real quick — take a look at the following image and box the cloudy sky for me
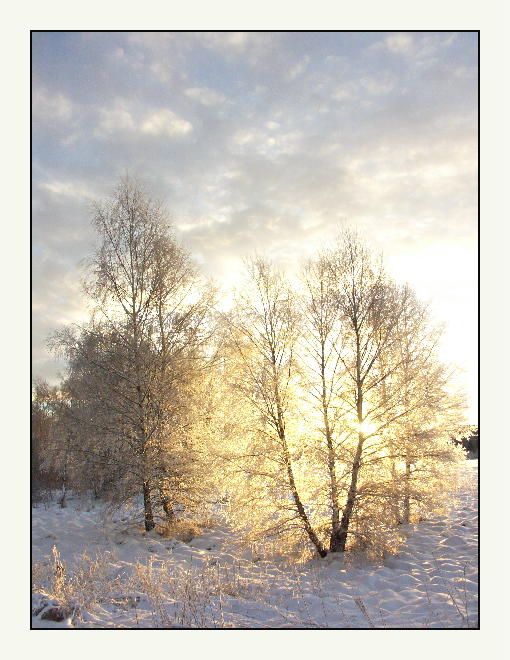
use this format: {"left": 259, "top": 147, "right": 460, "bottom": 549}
{"left": 32, "top": 31, "right": 478, "bottom": 419}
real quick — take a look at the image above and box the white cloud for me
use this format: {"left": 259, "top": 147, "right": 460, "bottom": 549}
{"left": 31, "top": 31, "right": 478, "bottom": 416}
{"left": 288, "top": 55, "right": 310, "bottom": 80}
{"left": 38, "top": 180, "right": 96, "bottom": 199}
{"left": 375, "top": 32, "right": 460, "bottom": 65}
{"left": 225, "top": 32, "right": 250, "bottom": 48}
{"left": 198, "top": 32, "right": 251, "bottom": 51}
{"left": 385, "top": 33, "right": 414, "bottom": 55}
{"left": 96, "top": 103, "right": 193, "bottom": 139}
{"left": 32, "top": 87, "right": 73, "bottom": 121}
{"left": 360, "top": 76, "right": 396, "bottom": 96}
{"left": 232, "top": 128, "right": 301, "bottom": 157}
{"left": 194, "top": 32, "right": 278, "bottom": 67}
{"left": 141, "top": 109, "right": 193, "bottom": 137}
{"left": 150, "top": 60, "right": 175, "bottom": 83}
{"left": 332, "top": 87, "right": 356, "bottom": 102}
{"left": 233, "top": 130, "right": 258, "bottom": 146}
{"left": 185, "top": 87, "right": 226, "bottom": 106}
{"left": 97, "top": 106, "right": 135, "bottom": 134}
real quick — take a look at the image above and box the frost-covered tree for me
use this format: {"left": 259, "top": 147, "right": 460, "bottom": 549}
{"left": 372, "top": 290, "right": 465, "bottom": 527}
{"left": 320, "top": 232, "right": 414, "bottom": 552}
{"left": 300, "top": 232, "right": 465, "bottom": 553}
{"left": 54, "top": 177, "right": 215, "bottom": 530}
{"left": 48, "top": 200, "right": 465, "bottom": 557}
{"left": 299, "top": 253, "right": 346, "bottom": 552}
{"left": 223, "top": 235, "right": 466, "bottom": 559}
{"left": 223, "top": 258, "right": 328, "bottom": 557}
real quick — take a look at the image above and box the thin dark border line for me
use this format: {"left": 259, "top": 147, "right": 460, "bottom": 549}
{"left": 30, "top": 27, "right": 34, "bottom": 633}
{"left": 477, "top": 28, "right": 480, "bottom": 632}
{"left": 30, "top": 28, "right": 480, "bottom": 631}
{"left": 30, "top": 29, "right": 479, "bottom": 36}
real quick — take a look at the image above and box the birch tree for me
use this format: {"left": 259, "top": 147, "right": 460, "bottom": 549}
{"left": 302, "top": 232, "right": 465, "bottom": 553}
{"left": 299, "top": 254, "right": 346, "bottom": 552}
{"left": 375, "top": 292, "right": 465, "bottom": 526}
{"left": 223, "top": 239, "right": 465, "bottom": 558}
{"left": 225, "top": 258, "right": 328, "bottom": 557}
{"left": 55, "top": 176, "right": 214, "bottom": 530}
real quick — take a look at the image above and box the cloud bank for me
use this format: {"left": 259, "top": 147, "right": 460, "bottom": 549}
{"left": 32, "top": 31, "right": 478, "bottom": 417}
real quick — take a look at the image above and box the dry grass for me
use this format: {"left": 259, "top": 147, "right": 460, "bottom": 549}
{"left": 156, "top": 515, "right": 215, "bottom": 543}
{"left": 33, "top": 545, "right": 260, "bottom": 628}
{"left": 32, "top": 546, "right": 124, "bottom": 623}
{"left": 32, "top": 537, "right": 478, "bottom": 628}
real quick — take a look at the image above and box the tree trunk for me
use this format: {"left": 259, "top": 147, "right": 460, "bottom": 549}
{"left": 143, "top": 480, "right": 155, "bottom": 531}
{"left": 326, "top": 426, "right": 341, "bottom": 552}
{"left": 59, "top": 433, "right": 71, "bottom": 508}
{"left": 282, "top": 443, "right": 327, "bottom": 557}
{"left": 319, "top": 340, "right": 341, "bottom": 552}
{"left": 59, "top": 482, "right": 67, "bottom": 509}
{"left": 391, "top": 458, "right": 402, "bottom": 525}
{"left": 160, "top": 489, "right": 175, "bottom": 522}
{"left": 273, "top": 364, "right": 327, "bottom": 558}
{"left": 402, "top": 459, "right": 411, "bottom": 524}
{"left": 329, "top": 433, "right": 364, "bottom": 552}
{"left": 330, "top": 347, "right": 364, "bottom": 553}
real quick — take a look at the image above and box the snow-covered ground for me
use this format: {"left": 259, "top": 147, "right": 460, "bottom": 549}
{"left": 31, "top": 460, "right": 478, "bottom": 628}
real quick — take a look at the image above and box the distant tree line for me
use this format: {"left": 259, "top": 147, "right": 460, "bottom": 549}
{"left": 452, "top": 426, "right": 479, "bottom": 459}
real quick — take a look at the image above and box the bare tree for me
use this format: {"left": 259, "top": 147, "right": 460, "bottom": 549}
{"left": 317, "top": 232, "right": 401, "bottom": 551}
{"left": 48, "top": 200, "right": 465, "bottom": 557}
{"left": 221, "top": 239, "right": 465, "bottom": 559}
{"left": 225, "top": 258, "right": 328, "bottom": 557}
{"left": 376, "top": 292, "right": 465, "bottom": 525}
{"left": 300, "top": 254, "right": 346, "bottom": 551}
{"left": 54, "top": 176, "right": 214, "bottom": 530}
{"left": 321, "top": 231, "right": 464, "bottom": 552}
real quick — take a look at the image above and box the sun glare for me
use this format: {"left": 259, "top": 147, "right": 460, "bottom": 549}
{"left": 355, "top": 420, "right": 377, "bottom": 436}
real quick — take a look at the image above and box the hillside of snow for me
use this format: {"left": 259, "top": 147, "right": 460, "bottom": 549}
{"left": 31, "top": 460, "right": 478, "bottom": 628}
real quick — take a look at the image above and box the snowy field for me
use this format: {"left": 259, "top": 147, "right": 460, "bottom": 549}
{"left": 31, "top": 460, "right": 478, "bottom": 629}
